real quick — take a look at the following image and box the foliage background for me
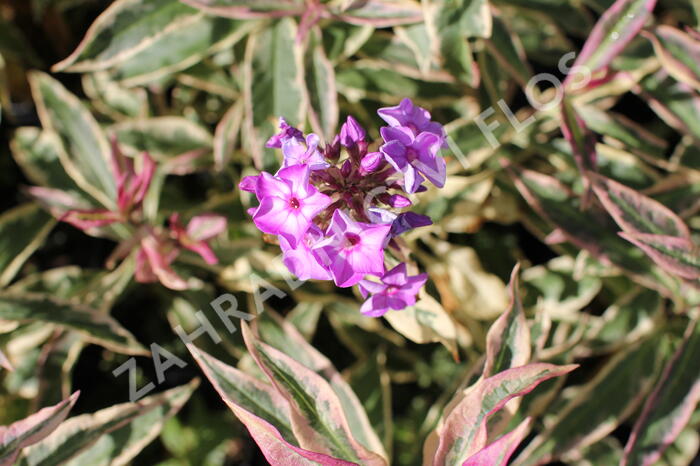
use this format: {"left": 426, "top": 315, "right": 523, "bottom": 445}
{"left": 1, "top": 0, "right": 700, "bottom": 464}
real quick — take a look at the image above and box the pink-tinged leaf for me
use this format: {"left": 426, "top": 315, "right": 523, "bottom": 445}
{"left": 187, "top": 346, "right": 356, "bottom": 465}
{"left": 0, "top": 391, "right": 79, "bottom": 466}
{"left": 241, "top": 323, "right": 387, "bottom": 465}
{"left": 619, "top": 232, "right": 700, "bottom": 280}
{"left": 26, "top": 186, "right": 91, "bottom": 214}
{"left": 0, "top": 348, "right": 12, "bottom": 372}
{"left": 462, "top": 418, "right": 532, "bottom": 466}
{"left": 623, "top": 320, "right": 700, "bottom": 466}
{"left": 59, "top": 209, "right": 123, "bottom": 231}
{"left": 591, "top": 173, "right": 691, "bottom": 239}
{"left": 116, "top": 151, "right": 156, "bottom": 214}
{"left": 565, "top": 0, "right": 657, "bottom": 87}
{"left": 561, "top": 99, "right": 597, "bottom": 207}
{"left": 185, "top": 345, "right": 296, "bottom": 441}
{"left": 646, "top": 25, "right": 700, "bottom": 91}
{"left": 186, "top": 214, "right": 227, "bottom": 241}
{"left": 138, "top": 235, "right": 188, "bottom": 290}
{"left": 162, "top": 148, "right": 210, "bottom": 175}
{"left": 482, "top": 264, "right": 531, "bottom": 377}
{"left": 328, "top": 0, "right": 424, "bottom": 27}
{"left": 432, "top": 363, "right": 578, "bottom": 465}
{"left": 257, "top": 311, "right": 387, "bottom": 458}
{"left": 178, "top": 0, "right": 303, "bottom": 19}
{"left": 233, "top": 407, "right": 359, "bottom": 466}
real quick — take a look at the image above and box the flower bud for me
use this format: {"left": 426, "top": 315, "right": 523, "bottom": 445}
{"left": 339, "top": 115, "right": 366, "bottom": 148}
{"left": 360, "top": 151, "right": 384, "bottom": 173}
{"left": 340, "top": 159, "right": 352, "bottom": 177}
{"left": 387, "top": 194, "right": 412, "bottom": 208}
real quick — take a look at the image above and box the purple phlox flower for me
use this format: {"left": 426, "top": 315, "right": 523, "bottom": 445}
{"left": 281, "top": 133, "right": 330, "bottom": 171}
{"left": 252, "top": 164, "right": 331, "bottom": 248}
{"left": 339, "top": 116, "right": 366, "bottom": 148}
{"left": 391, "top": 212, "right": 433, "bottom": 237}
{"left": 317, "top": 210, "right": 390, "bottom": 288}
{"left": 266, "top": 117, "right": 304, "bottom": 148}
{"left": 380, "top": 126, "right": 446, "bottom": 193}
{"left": 359, "top": 263, "right": 428, "bottom": 317}
{"left": 378, "top": 98, "right": 445, "bottom": 138}
{"left": 279, "top": 224, "right": 332, "bottom": 281}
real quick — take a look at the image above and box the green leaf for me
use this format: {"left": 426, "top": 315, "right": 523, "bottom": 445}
{"left": 329, "top": 0, "right": 424, "bottom": 27}
{"left": 0, "top": 204, "right": 55, "bottom": 288}
{"left": 0, "top": 392, "right": 79, "bottom": 466}
{"left": 306, "top": 29, "right": 339, "bottom": 141}
{"left": 483, "top": 264, "right": 531, "bottom": 377}
{"left": 82, "top": 72, "right": 148, "bottom": 119}
{"left": 517, "top": 334, "right": 669, "bottom": 464}
{"left": 0, "top": 293, "right": 147, "bottom": 356}
{"left": 109, "top": 117, "right": 213, "bottom": 162}
{"left": 241, "top": 322, "right": 387, "bottom": 464}
{"left": 10, "top": 128, "right": 87, "bottom": 197}
{"left": 213, "top": 99, "right": 244, "bottom": 170}
{"left": 28, "top": 72, "right": 115, "bottom": 208}
{"left": 623, "top": 320, "right": 700, "bottom": 466}
{"left": 109, "top": 15, "right": 256, "bottom": 87}
{"left": 179, "top": 0, "right": 304, "bottom": 19}
{"left": 52, "top": 0, "right": 201, "bottom": 72}
{"left": 18, "top": 381, "right": 197, "bottom": 466}
{"left": 243, "top": 17, "right": 306, "bottom": 169}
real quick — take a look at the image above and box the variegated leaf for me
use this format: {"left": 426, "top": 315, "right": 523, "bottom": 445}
{"left": 517, "top": 334, "right": 669, "bottom": 464}
{"left": 591, "top": 173, "right": 691, "bottom": 239}
{"left": 256, "top": 311, "right": 387, "bottom": 458}
{"left": 566, "top": 0, "right": 657, "bottom": 86}
{"left": 619, "top": 233, "right": 700, "bottom": 280}
{"left": 432, "top": 363, "right": 578, "bottom": 465}
{"left": 646, "top": 25, "right": 700, "bottom": 91}
{"left": 28, "top": 72, "right": 115, "bottom": 208}
{"left": 0, "top": 392, "right": 79, "bottom": 466}
{"left": 462, "top": 418, "right": 532, "bottom": 466}
{"left": 241, "top": 322, "right": 387, "bottom": 465}
{"left": 18, "top": 381, "right": 197, "bottom": 466}
{"left": 0, "top": 293, "right": 147, "bottom": 356}
{"left": 482, "top": 264, "right": 531, "bottom": 377}
{"left": 623, "top": 320, "right": 700, "bottom": 466}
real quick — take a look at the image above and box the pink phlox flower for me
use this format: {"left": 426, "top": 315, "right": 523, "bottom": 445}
{"left": 281, "top": 133, "right": 330, "bottom": 171}
{"left": 317, "top": 210, "right": 390, "bottom": 287}
{"left": 252, "top": 164, "right": 332, "bottom": 248}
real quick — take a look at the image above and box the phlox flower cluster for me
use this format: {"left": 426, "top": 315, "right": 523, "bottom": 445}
{"left": 240, "top": 98, "right": 446, "bottom": 317}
